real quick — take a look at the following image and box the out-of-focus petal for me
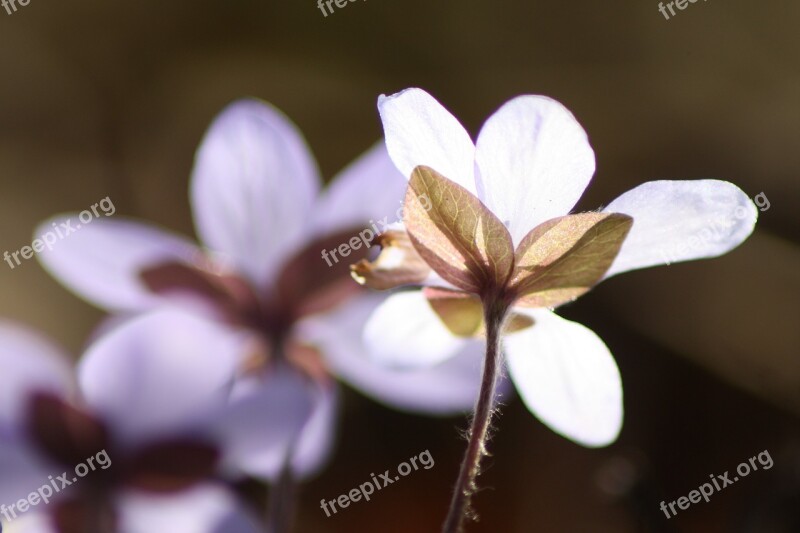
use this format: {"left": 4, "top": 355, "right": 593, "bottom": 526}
{"left": 290, "top": 381, "right": 338, "bottom": 480}
{"left": 362, "top": 291, "right": 468, "bottom": 369}
{"left": 190, "top": 99, "right": 321, "bottom": 290}
{"left": 0, "top": 321, "right": 73, "bottom": 427}
{"left": 311, "top": 142, "right": 408, "bottom": 237}
{"left": 215, "top": 369, "right": 315, "bottom": 482}
{"left": 602, "top": 180, "right": 758, "bottom": 278}
{"left": 0, "top": 435, "right": 54, "bottom": 507}
{"left": 78, "top": 309, "right": 245, "bottom": 446}
{"left": 35, "top": 217, "right": 198, "bottom": 312}
{"left": 475, "top": 96, "right": 596, "bottom": 244}
{"left": 4, "top": 511, "right": 58, "bottom": 533}
{"left": 298, "top": 295, "right": 510, "bottom": 414}
{"left": 117, "top": 484, "right": 261, "bottom": 533}
{"left": 504, "top": 309, "right": 623, "bottom": 447}
{"left": 378, "top": 88, "right": 477, "bottom": 194}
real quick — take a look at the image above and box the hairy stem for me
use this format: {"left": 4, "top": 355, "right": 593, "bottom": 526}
{"left": 442, "top": 298, "right": 509, "bottom": 533}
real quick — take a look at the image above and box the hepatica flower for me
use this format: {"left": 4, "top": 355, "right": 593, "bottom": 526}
{"left": 354, "top": 88, "right": 757, "bottom": 530}
{"left": 35, "top": 99, "right": 493, "bottom": 483}
{"left": 0, "top": 316, "right": 295, "bottom": 532}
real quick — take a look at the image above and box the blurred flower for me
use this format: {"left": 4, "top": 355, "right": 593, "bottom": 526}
{"left": 35, "top": 99, "right": 496, "bottom": 481}
{"left": 0, "top": 316, "right": 291, "bottom": 532}
{"left": 355, "top": 88, "right": 758, "bottom": 447}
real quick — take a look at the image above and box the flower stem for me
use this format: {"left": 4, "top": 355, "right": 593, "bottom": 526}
{"left": 267, "top": 456, "right": 297, "bottom": 533}
{"left": 442, "top": 298, "right": 509, "bottom": 533}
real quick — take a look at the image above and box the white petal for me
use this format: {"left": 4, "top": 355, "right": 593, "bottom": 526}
{"left": 35, "top": 217, "right": 198, "bottom": 312}
{"left": 78, "top": 309, "right": 245, "bottom": 446}
{"left": 378, "top": 88, "right": 477, "bottom": 193}
{"left": 0, "top": 321, "right": 73, "bottom": 427}
{"left": 191, "top": 99, "right": 321, "bottom": 289}
{"left": 362, "top": 291, "right": 468, "bottom": 369}
{"left": 298, "top": 295, "right": 504, "bottom": 414}
{"left": 602, "top": 180, "right": 758, "bottom": 278}
{"left": 118, "top": 484, "right": 261, "bottom": 533}
{"left": 310, "top": 142, "right": 409, "bottom": 237}
{"left": 505, "top": 309, "right": 622, "bottom": 447}
{"left": 475, "top": 96, "right": 596, "bottom": 244}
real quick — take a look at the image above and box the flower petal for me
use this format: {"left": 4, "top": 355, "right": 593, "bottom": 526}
{"left": 310, "top": 141, "right": 409, "bottom": 237}
{"left": 190, "top": 99, "right": 321, "bottom": 289}
{"left": 215, "top": 369, "right": 315, "bottom": 482}
{"left": 475, "top": 96, "right": 596, "bottom": 244}
{"left": 0, "top": 321, "right": 73, "bottom": 427}
{"left": 35, "top": 218, "right": 199, "bottom": 312}
{"left": 602, "top": 180, "right": 758, "bottom": 278}
{"left": 290, "top": 380, "right": 338, "bottom": 480}
{"left": 378, "top": 88, "right": 477, "bottom": 193}
{"left": 4, "top": 512, "right": 57, "bottom": 533}
{"left": 0, "top": 435, "right": 54, "bottom": 507}
{"left": 504, "top": 309, "right": 622, "bottom": 447}
{"left": 362, "top": 291, "right": 469, "bottom": 369}
{"left": 78, "top": 309, "right": 245, "bottom": 446}
{"left": 117, "top": 484, "right": 262, "bottom": 533}
{"left": 298, "top": 295, "right": 500, "bottom": 414}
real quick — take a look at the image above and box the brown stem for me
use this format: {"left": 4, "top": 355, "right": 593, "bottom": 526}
{"left": 267, "top": 448, "right": 297, "bottom": 533}
{"left": 442, "top": 297, "right": 509, "bottom": 533}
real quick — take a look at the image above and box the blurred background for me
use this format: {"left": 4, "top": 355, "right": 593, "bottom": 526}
{"left": 1, "top": 0, "right": 798, "bottom": 531}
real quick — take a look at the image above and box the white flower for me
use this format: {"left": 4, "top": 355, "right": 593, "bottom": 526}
{"left": 359, "top": 88, "right": 758, "bottom": 447}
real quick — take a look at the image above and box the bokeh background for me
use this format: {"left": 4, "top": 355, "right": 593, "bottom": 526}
{"left": 1, "top": 1, "right": 798, "bottom": 531}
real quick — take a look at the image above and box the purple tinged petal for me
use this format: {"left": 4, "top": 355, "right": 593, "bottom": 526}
{"left": 78, "top": 309, "right": 246, "bottom": 447}
{"left": 117, "top": 484, "right": 262, "bottom": 533}
{"left": 190, "top": 99, "right": 321, "bottom": 290}
{"left": 310, "top": 141, "right": 409, "bottom": 238}
{"left": 0, "top": 434, "right": 56, "bottom": 506}
{"left": 35, "top": 217, "right": 199, "bottom": 312}
{"left": 0, "top": 321, "right": 74, "bottom": 427}
{"left": 215, "top": 369, "right": 316, "bottom": 482}
{"left": 290, "top": 380, "right": 338, "bottom": 480}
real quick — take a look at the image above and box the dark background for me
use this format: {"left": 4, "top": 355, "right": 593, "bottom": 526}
{"left": 1, "top": 1, "right": 798, "bottom": 531}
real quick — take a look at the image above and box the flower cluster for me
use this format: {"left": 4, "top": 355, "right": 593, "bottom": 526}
{"left": 2, "top": 90, "right": 757, "bottom": 533}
